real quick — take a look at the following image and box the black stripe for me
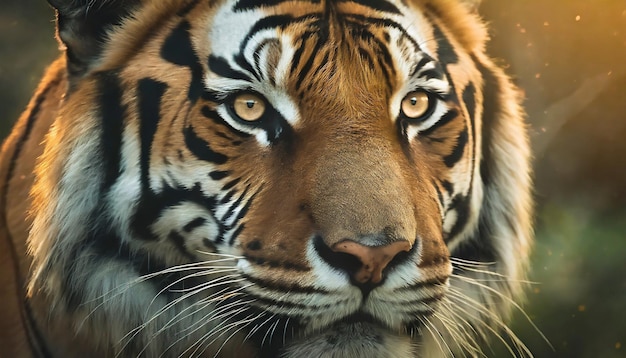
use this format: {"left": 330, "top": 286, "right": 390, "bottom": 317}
{"left": 337, "top": 0, "right": 401, "bottom": 14}
{"left": 445, "top": 194, "right": 471, "bottom": 242}
{"left": 201, "top": 105, "right": 251, "bottom": 138}
{"left": 411, "top": 57, "right": 431, "bottom": 77}
{"left": 443, "top": 128, "right": 468, "bottom": 167}
{"left": 209, "top": 170, "right": 230, "bottom": 180}
{"left": 434, "top": 182, "right": 444, "bottom": 209}
{"left": 207, "top": 56, "right": 252, "bottom": 82}
{"left": 177, "top": 0, "right": 201, "bottom": 16}
{"left": 183, "top": 217, "right": 207, "bottom": 232}
{"left": 358, "top": 47, "right": 375, "bottom": 68}
{"left": 220, "top": 188, "right": 238, "bottom": 204}
{"left": 243, "top": 255, "right": 309, "bottom": 272}
{"left": 426, "top": 19, "right": 459, "bottom": 102}
{"left": 226, "top": 188, "right": 261, "bottom": 246}
{"left": 132, "top": 183, "right": 217, "bottom": 241}
{"left": 221, "top": 185, "right": 251, "bottom": 222}
{"left": 241, "top": 273, "right": 328, "bottom": 294}
{"left": 432, "top": 22, "right": 459, "bottom": 65}
{"left": 183, "top": 125, "right": 228, "bottom": 164}
{"left": 221, "top": 178, "right": 242, "bottom": 192}
{"left": 96, "top": 71, "right": 125, "bottom": 190}
{"left": 168, "top": 230, "right": 194, "bottom": 259}
{"left": 345, "top": 14, "right": 420, "bottom": 50}
{"left": 252, "top": 38, "right": 280, "bottom": 84}
{"left": 161, "top": 20, "right": 204, "bottom": 102}
{"left": 290, "top": 31, "right": 316, "bottom": 73}
{"left": 227, "top": 223, "right": 245, "bottom": 246}
{"left": 420, "top": 68, "right": 444, "bottom": 80}
{"left": 371, "top": 39, "right": 395, "bottom": 90}
{"left": 475, "top": 59, "right": 497, "bottom": 186}
{"left": 234, "top": 53, "right": 262, "bottom": 82}
{"left": 449, "top": 57, "right": 504, "bottom": 264}
{"left": 463, "top": 82, "right": 477, "bottom": 197}
{"left": 242, "top": 15, "right": 321, "bottom": 54}
{"left": 419, "top": 109, "right": 458, "bottom": 137}
{"left": 296, "top": 33, "right": 328, "bottom": 90}
{"left": 463, "top": 82, "right": 477, "bottom": 125}
{"left": 451, "top": 219, "right": 496, "bottom": 268}
{"left": 137, "top": 79, "right": 167, "bottom": 187}
{"left": 230, "top": 189, "right": 258, "bottom": 225}
{"left": 345, "top": 21, "right": 396, "bottom": 90}
{"left": 234, "top": 0, "right": 320, "bottom": 11}
{"left": 395, "top": 276, "right": 449, "bottom": 291}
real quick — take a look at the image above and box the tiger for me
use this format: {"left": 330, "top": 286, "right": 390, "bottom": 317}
{"left": 0, "top": 0, "right": 533, "bottom": 357}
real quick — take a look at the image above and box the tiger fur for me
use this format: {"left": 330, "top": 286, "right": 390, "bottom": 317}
{"left": 0, "top": 0, "right": 532, "bottom": 357}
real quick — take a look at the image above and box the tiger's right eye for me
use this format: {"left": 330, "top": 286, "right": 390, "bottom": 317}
{"left": 231, "top": 93, "right": 267, "bottom": 122}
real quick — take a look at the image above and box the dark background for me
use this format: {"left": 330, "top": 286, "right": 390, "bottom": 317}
{"left": 1, "top": 1, "right": 625, "bottom": 357}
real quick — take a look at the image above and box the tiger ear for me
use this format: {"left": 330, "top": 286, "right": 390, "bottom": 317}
{"left": 458, "top": 0, "right": 482, "bottom": 13}
{"left": 47, "top": 0, "right": 139, "bottom": 78}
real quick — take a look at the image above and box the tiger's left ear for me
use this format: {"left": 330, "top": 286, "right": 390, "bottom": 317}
{"left": 47, "top": 0, "right": 140, "bottom": 80}
{"left": 458, "top": 0, "right": 482, "bottom": 13}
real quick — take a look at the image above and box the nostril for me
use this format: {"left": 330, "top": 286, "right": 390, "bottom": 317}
{"left": 332, "top": 240, "right": 411, "bottom": 284}
{"left": 313, "top": 235, "right": 412, "bottom": 286}
{"left": 313, "top": 236, "right": 363, "bottom": 277}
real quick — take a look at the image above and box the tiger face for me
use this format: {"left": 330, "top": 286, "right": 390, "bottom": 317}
{"left": 24, "top": 0, "right": 532, "bottom": 357}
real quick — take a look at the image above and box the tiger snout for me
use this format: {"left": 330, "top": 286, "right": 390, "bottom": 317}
{"left": 305, "top": 140, "right": 450, "bottom": 287}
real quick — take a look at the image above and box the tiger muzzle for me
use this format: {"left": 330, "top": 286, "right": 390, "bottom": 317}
{"left": 308, "top": 142, "right": 445, "bottom": 286}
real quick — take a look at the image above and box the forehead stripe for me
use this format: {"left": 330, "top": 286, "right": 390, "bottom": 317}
{"left": 337, "top": 0, "right": 401, "bottom": 14}
{"left": 208, "top": 56, "right": 252, "bottom": 82}
{"left": 234, "top": 0, "right": 321, "bottom": 12}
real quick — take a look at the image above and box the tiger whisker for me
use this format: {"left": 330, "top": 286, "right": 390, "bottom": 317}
{"left": 451, "top": 259, "right": 537, "bottom": 284}
{"left": 451, "top": 274, "right": 552, "bottom": 350}
{"left": 128, "top": 283, "right": 247, "bottom": 344}
{"left": 208, "top": 312, "right": 268, "bottom": 358}
{"left": 143, "top": 273, "right": 243, "bottom": 323}
{"left": 445, "top": 287, "right": 532, "bottom": 357}
{"left": 117, "top": 276, "right": 247, "bottom": 355}
{"left": 82, "top": 261, "right": 238, "bottom": 308}
{"left": 263, "top": 315, "right": 282, "bottom": 348}
{"left": 165, "top": 305, "right": 253, "bottom": 358}
{"left": 449, "top": 257, "right": 497, "bottom": 267}
{"left": 432, "top": 305, "right": 484, "bottom": 357}
{"left": 190, "top": 311, "right": 261, "bottom": 358}
{"left": 158, "top": 287, "right": 253, "bottom": 337}
{"left": 422, "top": 315, "right": 455, "bottom": 357}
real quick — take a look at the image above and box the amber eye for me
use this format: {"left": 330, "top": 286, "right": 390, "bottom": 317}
{"left": 401, "top": 91, "right": 432, "bottom": 120}
{"left": 231, "top": 93, "right": 267, "bottom": 122}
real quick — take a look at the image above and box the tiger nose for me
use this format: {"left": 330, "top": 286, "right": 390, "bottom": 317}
{"left": 331, "top": 240, "right": 412, "bottom": 284}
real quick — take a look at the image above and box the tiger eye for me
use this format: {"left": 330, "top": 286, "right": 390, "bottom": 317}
{"left": 401, "top": 91, "right": 431, "bottom": 120}
{"left": 232, "top": 93, "right": 266, "bottom": 122}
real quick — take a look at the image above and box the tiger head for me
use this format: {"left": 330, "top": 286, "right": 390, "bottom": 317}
{"left": 28, "top": 0, "right": 532, "bottom": 356}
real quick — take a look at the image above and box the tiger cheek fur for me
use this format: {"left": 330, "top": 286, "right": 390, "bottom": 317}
{"left": 1, "top": 0, "right": 532, "bottom": 357}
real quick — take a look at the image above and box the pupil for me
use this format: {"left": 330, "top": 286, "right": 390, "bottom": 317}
{"left": 246, "top": 100, "right": 255, "bottom": 109}
{"left": 410, "top": 98, "right": 417, "bottom": 106}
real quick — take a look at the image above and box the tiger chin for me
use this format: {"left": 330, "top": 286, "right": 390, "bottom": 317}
{"left": 0, "top": 0, "right": 533, "bottom": 357}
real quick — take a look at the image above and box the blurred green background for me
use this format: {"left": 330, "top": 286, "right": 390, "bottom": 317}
{"left": 1, "top": 1, "right": 625, "bottom": 357}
